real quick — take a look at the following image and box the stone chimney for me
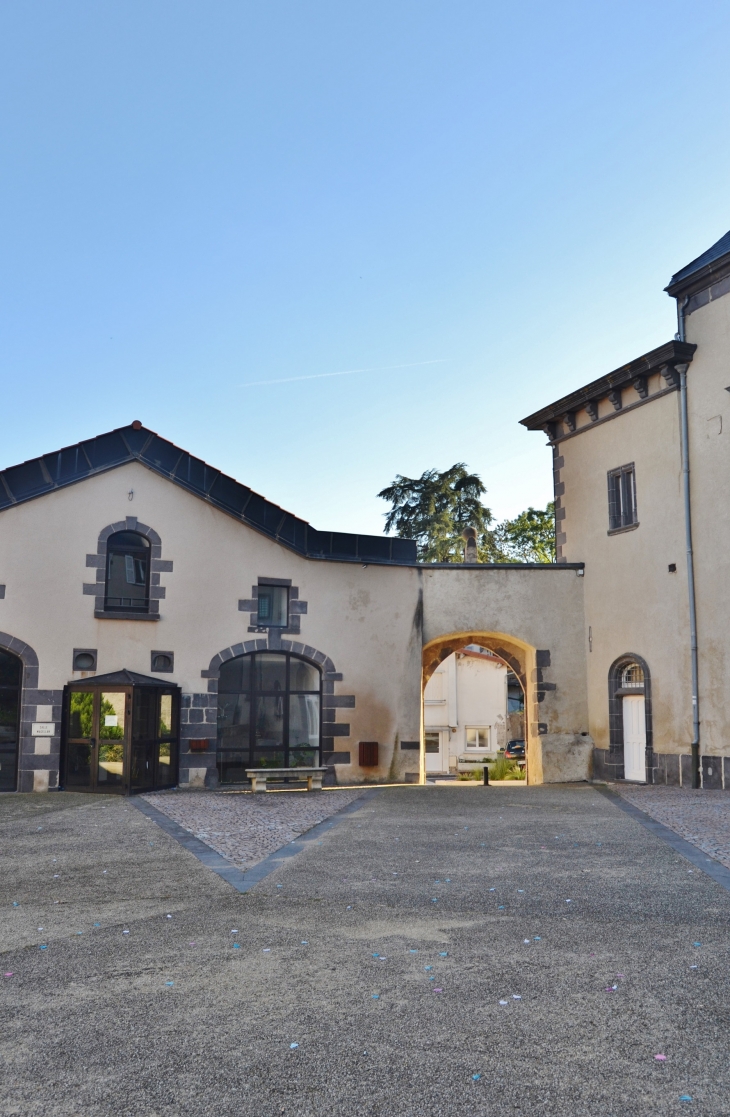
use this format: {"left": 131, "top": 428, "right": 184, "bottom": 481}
{"left": 462, "top": 527, "right": 478, "bottom": 563}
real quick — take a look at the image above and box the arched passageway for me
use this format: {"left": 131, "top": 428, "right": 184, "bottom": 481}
{"left": 422, "top": 631, "right": 537, "bottom": 783}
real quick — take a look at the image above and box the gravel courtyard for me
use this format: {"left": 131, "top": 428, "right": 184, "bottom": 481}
{"left": 141, "top": 787, "right": 368, "bottom": 869}
{"left": 2, "top": 784, "right": 729, "bottom": 1116}
{"left": 616, "top": 784, "right": 730, "bottom": 870}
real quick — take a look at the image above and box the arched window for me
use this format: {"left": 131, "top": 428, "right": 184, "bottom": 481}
{"left": 620, "top": 662, "right": 645, "bottom": 690}
{"left": 0, "top": 649, "right": 22, "bottom": 791}
{"left": 217, "top": 652, "right": 321, "bottom": 784}
{"left": 104, "top": 532, "right": 150, "bottom": 613}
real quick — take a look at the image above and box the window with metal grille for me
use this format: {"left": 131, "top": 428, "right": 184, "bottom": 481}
{"left": 257, "top": 584, "right": 289, "bottom": 627}
{"left": 607, "top": 464, "right": 637, "bottom": 531}
{"left": 620, "top": 663, "right": 644, "bottom": 689}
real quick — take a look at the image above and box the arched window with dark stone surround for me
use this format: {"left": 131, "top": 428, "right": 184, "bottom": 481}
{"left": 104, "top": 531, "right": 151, "bottom": 613}
{"left": 217, "top": 652, "right": 321, "bottom": 784}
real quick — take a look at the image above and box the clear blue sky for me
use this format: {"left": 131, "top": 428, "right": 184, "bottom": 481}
{"left": 2, "top": 1, "right": 729, "bottom": 534}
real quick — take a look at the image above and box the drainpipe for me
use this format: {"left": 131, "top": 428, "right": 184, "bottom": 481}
{"left": 677, "top": 295, "right": 700, "bottom": 788}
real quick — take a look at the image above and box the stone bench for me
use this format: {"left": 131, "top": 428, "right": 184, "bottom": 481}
{"left": 245, "top": 767, "right": 328, "bottom": 793}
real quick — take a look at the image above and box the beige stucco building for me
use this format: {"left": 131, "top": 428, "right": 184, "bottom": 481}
{"left": 1, "top": 228, "right": 729, "bottom": 794}
{"left": 522, "top": 227, "right": 730, "bottom": 790}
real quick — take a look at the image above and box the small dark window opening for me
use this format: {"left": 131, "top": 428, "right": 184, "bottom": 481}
{"left": 151, "top": 652, "right": 174, "bottom": 673}
{"left": 607, "top": 464, "right": 637, "bottom": 530}
{"left": 73, "top": 650, "right": 97, "bottom": 672}
{"left": 105, "top": 532, "right": 150, "bottom": 612}
{"left": 257, "top": 585, "right": 289, "bottom": 627}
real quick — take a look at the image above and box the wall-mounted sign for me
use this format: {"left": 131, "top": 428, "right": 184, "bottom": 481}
{"left": 32, "top": 723, "right": 55, "bottom": 737}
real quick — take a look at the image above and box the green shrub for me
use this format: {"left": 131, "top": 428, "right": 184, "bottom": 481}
{"left": 489, "top": 756, "right": 525, "bottom": 781}
{"left": 457, "top": 768, "right": 484, "bottom": 781}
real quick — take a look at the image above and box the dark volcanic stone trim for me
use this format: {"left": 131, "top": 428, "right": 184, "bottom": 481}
{"left": 0, "top": 631, "right": 54, "bottom": 791}
{"left": 198, "top": 638, "right": 354, "bottom": 781}
{"left": 131, "top": 789, "right": 377, "bottom": 894}
{"left": 606, "top": 653, "right": 653, "bottom": 782}
{"left": 598, "top": 788, "right": 730, "bottom": 892}
{"left": 85, "top": 519, "right": 172, "bottom": 620}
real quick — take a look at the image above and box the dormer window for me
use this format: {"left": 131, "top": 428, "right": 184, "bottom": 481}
{"left": 104, "top": 532, "right": 150, "bottom": 613}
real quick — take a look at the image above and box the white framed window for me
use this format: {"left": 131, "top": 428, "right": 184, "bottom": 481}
{"left": 465, "top": 726, "right": 490, "bottom": 749}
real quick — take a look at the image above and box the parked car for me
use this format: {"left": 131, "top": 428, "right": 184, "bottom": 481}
{"left": 504, "top": 739, "right": 525, "bottom": 760}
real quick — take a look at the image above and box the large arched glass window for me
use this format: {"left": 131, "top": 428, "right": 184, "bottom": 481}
{"left": 104, "top": 532, "right": 150, "bottom": 612}
{"left": 217, "top": 652, "right": 321, "bottom": 784}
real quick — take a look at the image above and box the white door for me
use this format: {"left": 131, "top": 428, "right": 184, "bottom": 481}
{"left": 425, "top": 732, "right": 444, "bottom": 773}
{"left": 622, "top": 695, "right": 646, "bottom": 782}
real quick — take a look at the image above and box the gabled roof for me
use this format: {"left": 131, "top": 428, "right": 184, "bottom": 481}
{"left": 0, "top": 423, "right": 417, "bottom": 565}
{"left": 80, "top": 669, "right": 175, "bottom": 687}
{"left": 666, "top": 229, "right": 730, "bottom": 298}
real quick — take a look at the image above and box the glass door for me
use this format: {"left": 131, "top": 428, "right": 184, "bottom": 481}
{"left": 130, "top": 687, "right": 179, "bottom": 792}
{"left": 65, "top": 682, "right": 180, "bottom": 794}
{"left": 65, "top": 687, "right": 131, "bottom": 793}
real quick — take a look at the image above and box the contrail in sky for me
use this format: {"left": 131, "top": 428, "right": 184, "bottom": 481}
{"left": 241, "top": 358, "right": 450, "bottom": 388}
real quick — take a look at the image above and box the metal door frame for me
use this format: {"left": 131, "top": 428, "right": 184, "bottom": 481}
{"left": 62, "top": 683, "right": 180, "bottom": 795}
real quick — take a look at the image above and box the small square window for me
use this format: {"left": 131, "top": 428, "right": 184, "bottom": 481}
{"left": 466, "top": 727, "right": 490, "bottom": 749}
{"left": 257, "top": 585, "right": 289, "bottom": 627}
{"left": 607, "top": 464, "right": 637, "bottom": 530}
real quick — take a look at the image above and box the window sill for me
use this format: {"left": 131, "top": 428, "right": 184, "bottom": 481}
{"left": 607, "top": 522, "right": 640, "bottom": 536}
{"left": 94, "top": 610, "right": 160, "bottom": 621}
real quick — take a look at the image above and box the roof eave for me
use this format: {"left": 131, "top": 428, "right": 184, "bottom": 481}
{"left": 665, "top": 249, "right": 730, "bottom": 300}
{"left": 519, "top": 339, "right": 696, "bottom": 431}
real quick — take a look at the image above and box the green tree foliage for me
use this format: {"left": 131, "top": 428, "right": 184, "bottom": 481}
{"left": 378, "top": 464, "right": 555, "bottom": 564}
{"left": 492, "top": 503, "right": 556, "bottom": 563}
{"left": 377, "top": 464, "right": 493, "bottom": 562}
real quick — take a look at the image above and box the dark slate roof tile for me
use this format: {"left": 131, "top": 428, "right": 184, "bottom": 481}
{"left": 0, "top": 423, "right": 417, "bottom": 565}
{"left": 666, "top": 229, "right": 730, "bottom": 293}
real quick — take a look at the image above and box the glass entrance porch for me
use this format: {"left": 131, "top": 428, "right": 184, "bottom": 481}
{"left": 63, "top": 670, "right": 179, "bottom": 794}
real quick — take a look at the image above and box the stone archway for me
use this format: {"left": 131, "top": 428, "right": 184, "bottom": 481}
{"left": 422, "top": 630, "right": 538, "bottom": 783}
{"left": 0, "top": 630, "right": 46, "bottom": 791}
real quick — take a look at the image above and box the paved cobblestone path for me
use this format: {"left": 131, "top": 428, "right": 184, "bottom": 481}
{"left": 616, "top": 784, "right": 730, "bottom": 870}
{"left": 141, "top": 788, "right": 367, "bottom": 869}
{"left": 2, "top": 784, "right": 729, "bottom": 1116}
